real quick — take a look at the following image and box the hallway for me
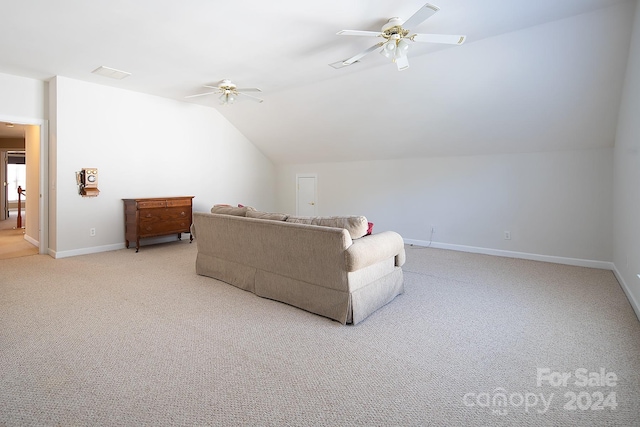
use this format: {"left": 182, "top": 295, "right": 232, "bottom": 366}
{"left": 0, "top": 212, "right": 38, "bottom": 259}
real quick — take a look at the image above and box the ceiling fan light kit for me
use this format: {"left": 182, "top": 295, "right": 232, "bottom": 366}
{"left": 219, "top": 91, "right": 236, "bottom": 105}
{"left": 332, "top": 2, "right": 466, "bottom": 71}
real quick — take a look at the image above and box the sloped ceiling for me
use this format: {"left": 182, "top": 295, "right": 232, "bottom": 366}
{"left": 0, "top": 0, "right": 635, "bottom": 164}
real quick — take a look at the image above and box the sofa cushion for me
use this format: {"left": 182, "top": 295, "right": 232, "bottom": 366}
{"left": 246, "top": 210, "right": 289, "bottom": 221}
{"left": 286, "top": 215, "right": 369, "bottom": 240}
{"left": 284, "top": 216, "right": 311, "bottom": 224}
{"left": 211, "top": 204, "right": 256, "bottom": 216}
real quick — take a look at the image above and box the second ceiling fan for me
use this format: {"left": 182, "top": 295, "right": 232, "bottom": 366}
{"left": 331, "top": 3, "right": 466, "bottom": 71}
{"left": 185, "top": 79, "right": 263, "bottom": 104}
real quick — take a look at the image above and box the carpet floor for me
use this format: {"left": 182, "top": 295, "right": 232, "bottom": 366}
{"left": 1, "top": 241, "right": 639, "bottom": 426}
{"left": 0, "top": 216, "right": 38, "bottom": 260}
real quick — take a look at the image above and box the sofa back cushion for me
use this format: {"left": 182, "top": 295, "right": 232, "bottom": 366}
{"left": 211, "top": 204, "right": 256, "bottom": 216}
{"left": 246, "top": 210, "right": 289, "bottom": 221}
{"left": 286, "top": 215, "right": 369, "bottom": 240}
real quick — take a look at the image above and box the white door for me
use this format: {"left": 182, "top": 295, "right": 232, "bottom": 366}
{"left": 296, "top": 174, "right": 317, "bottom": 216}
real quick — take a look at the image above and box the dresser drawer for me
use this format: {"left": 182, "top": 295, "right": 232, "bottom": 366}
{"left": 139, "top": 207, "right": 191, "bottom": 222}
{"left": 166, "top": 199, "right": 192, "bottom": 207}
{"left": 140, "top": 218, "right": 191, "bottom": 237}
{"left": 164, "top": 206, "right": 191, "bottom": 219}
{"left": 138, "top": 200, "right": 166, "bottom": 209}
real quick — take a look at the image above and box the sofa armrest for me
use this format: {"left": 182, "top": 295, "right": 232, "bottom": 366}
{"left": 345, "top": 231, "right": 405, "bottom": 272}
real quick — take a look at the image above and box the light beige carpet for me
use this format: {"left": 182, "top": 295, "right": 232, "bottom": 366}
{"left": 0, "top": 241, "right": 639, "bottom": 426}
{"left": 0, "top": 220, "right": 38, "bottom": 260}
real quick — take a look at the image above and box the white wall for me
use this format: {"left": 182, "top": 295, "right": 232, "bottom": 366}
{"left": 277, "top": 147, "right": 613, "bottom": 266}
{"left": 0, "top": 72, "right": 46, "bottom": 121}
{"left": 25, "top": 125, "right": 40, "bottom": 245}
{"left": 49, "top": 76, "right": 276, "bottom": 257}
{"left": 613, "top": 1, "right": 640, "bottom": 319}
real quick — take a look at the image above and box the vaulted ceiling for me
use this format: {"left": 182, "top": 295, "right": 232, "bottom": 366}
{"left": 0, "top": 0, "right": 635, "bottom": 164}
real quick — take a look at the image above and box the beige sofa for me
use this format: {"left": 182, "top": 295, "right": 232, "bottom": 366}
{"left": 192, "top": 206, "right": 405, "bottom": 325}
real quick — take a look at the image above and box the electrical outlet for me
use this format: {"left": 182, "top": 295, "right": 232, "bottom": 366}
{"left": 90, "top": 228, "right": 96, "bottom": 237}
{"left": 504, "top": 231, "right": 511, "bottom": 240}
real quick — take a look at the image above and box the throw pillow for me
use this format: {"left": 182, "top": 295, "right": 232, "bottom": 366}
{"left": 211, "top": 204, "right": 256, "bottom": 216}
{"left": 313, "top": 216, "right": 369, "bottom": 239}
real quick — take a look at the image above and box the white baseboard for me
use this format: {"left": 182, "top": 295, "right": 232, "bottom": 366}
{"left": 49, "top": 235, "right": 186, "bottom": 259}
{"left": 611, "top": 266, "right": 640, "bottom": 322}
{"left": 24, "top": 233, "right": 38, "bottom": 247}
{"left": 51, "top": 243, "right": 126, "bottom": 259}
{"left": 403, "top": 239, "right": 615, "bottom": 270}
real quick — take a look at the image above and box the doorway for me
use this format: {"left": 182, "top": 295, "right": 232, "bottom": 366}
{"left": 3, "top": 151, "right": 26, "bottom": 221}
{"left": 0, "top": 119, "right": 46, "bottom": 258}
{"left": 0, "top": 150, "right": 37, "bottom": 258}
{"left": 296, "top": 174, "right": 317, "bottom": 216}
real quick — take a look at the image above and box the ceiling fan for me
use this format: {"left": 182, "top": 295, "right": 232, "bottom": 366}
{"left": 185, "top": 79, "right": 263, "bottom": 104}
{"left": 330, "top": 3, "right": 465, "bottom": 71}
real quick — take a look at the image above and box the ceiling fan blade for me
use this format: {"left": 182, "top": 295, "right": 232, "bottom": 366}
{"left": 402, "top": 3, "right": 439, "bottom": 30}
{"left": 202, "top": 85, "right": 219, "bottom": 89}
{"left": 337, "top": 30, "right": 382, "bottom": 37}
{"left": 184, "top": 91, "right": 218, "bottom": 99}
{"left": 235, "top": 87, "right": 262, "bottom": 93}
{"left": 330, "top": 42, "right": 384, "bottom": 69}
{"left": 237, "top": 92, "right": 264, "bottom": 103}
{"left": 411, "top": 33, "right": 466, "bottom": 45}
{"left": 395, "top": 55, "right": 410, "bottom": 71}
{"left": 329, "top": 60, "right": 350, "bottom": 69}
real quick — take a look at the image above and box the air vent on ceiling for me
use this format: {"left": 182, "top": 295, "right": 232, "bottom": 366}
{"left": 92, "top": 66, "right": 131, "bottom": 80}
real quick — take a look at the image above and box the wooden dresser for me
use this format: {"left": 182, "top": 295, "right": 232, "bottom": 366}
{"left": 123, "top": 196, "right": 194, "bottom": 252}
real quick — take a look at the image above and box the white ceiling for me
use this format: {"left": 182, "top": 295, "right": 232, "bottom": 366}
{"left": 0, "top": 122, "right": 27, "bottom": 138}
{"left": 0, "top": 0, "right": 634, "bottom": 163}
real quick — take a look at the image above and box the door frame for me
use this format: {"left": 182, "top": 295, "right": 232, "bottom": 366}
{"left": 295, "top": 173, "right": 317, "bottom": 216}
{"left": 1, "top": 150, "right": 6, "bottom": 220}
{"left": 0, "top": 115, "right": 48, "bottom": 255}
